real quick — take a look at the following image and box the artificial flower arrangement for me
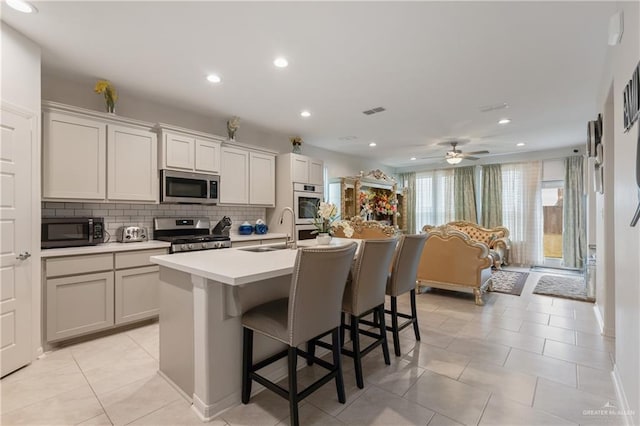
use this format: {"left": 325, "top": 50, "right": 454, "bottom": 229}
{"left": 360, "top": 189, "right": 398, "bottom": 217}
{"left": 290, "top": 136, "right": 303, "bottom": 147}
{"left": 359, "top": 191, "right": 374, "bottom": 218}
{"left": 313, "top": 202, "right": 354, "bottom": 237}
{"left": 227, "top": 116, "right": 240, "bottom": 140}
{"left": 94, "top": 80, "right": 118, "bottom": 113}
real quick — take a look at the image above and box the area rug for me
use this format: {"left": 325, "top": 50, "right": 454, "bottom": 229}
{"left": 530, "top": 265, "right": 583, "bottom": 276}
{"left": 489, "top": 270, "right": 529, "bottom": 296}
{"left": 533, "top": 274, "right": 594, "bottom": 302}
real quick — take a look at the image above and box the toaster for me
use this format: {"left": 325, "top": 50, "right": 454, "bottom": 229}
{"left": 116, "top": 226, "right": 148, "bottom": 243}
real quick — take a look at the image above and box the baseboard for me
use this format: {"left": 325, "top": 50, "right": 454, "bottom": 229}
{"left": 158, "top": 370, "right": 192, "bottom": 403}
{"left": 593, "top": 304, "right": 616, "bottom": 338}
{"left": 611, "top": 364, "right": 636, "bottom": 426}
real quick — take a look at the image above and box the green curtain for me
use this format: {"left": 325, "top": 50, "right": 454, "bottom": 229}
{"left": 454, "top": 166, "right": 477, "bottom": 222}
{"left": 398, "top": 172, "right": 416, "bottom": 233}
{"left": 481, "top": 164, "right": 503, "bottom": 228}
{"left": 563, "top": 156, "right": 586, "bottom": 268}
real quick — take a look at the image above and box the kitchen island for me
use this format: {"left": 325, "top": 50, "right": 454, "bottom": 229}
{"left": 150, "top": 238, "right": 357, "bottom": 421}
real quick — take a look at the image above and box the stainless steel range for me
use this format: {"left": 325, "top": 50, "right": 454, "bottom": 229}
{"left": 154, "top": 217, "right": 231, "bottom": 253}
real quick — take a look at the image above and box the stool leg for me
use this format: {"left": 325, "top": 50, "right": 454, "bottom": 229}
{"left": 332, "top": 328, "right": 346, "bottom": 404}
{"left": 390, "top": 296, "right": 401, "bottom": 356}
{"left": 241, "top": 328, "right": 253, "bottom": 404}
{"left": 306, "top": 340, "right": 316, "bottom": 366}
{"left": 378, "top": 305, "right": 391, "bottom": 365}
{"left": 340, "top": 312, "right": 346, "bottom": 347}
{"left": 351, "top": 314, "right": 364, "bottom": 389}
{"left": 410, "top": 289, "right": 421, "bottom": 341}
{"left": 288, "top": 346, "right": 299, "bottom": 426}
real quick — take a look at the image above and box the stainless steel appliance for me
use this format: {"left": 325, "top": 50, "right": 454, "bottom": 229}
{"left": 116, "top": 226, "right": 148, "bottom": 243}
{"left": 295, "top": 224, "right": 317, "bottom": 241}
{"left": 293, "top": 183, "right": 323, "bottom": 225}
{"left": 42, "top": 217, "right": 105, "bottom": 248}
{"left": 160, "top": 170, "right": 219, "bottom": 205}
{"left": 153, "top": 217, "right": 231, "bottom": 253}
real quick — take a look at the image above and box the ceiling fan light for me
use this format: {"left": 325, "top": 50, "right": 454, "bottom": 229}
{"left": 446, "top": 157, "right": 463, "bottom": 165}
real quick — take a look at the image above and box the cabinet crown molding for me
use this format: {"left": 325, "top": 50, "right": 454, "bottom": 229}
{"left": 155, "top": 122, "right": 226, "bottom": 142}
{"left": 42, "top": 101, "right": 155, "bottom": 130}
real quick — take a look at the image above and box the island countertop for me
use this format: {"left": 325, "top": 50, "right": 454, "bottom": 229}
{"left": 149, "top": 238, "right": 358, "bottom": 286}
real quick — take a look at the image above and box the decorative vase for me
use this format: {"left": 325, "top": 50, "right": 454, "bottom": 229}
{"left": 292, "top": 144, "right": 301, "bottom": 154}
{"left": 316, "top": 233, "right": 331, "bottom": 245}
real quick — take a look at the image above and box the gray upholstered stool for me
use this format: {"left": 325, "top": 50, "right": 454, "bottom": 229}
{"left": 385, "top": 234, "right": 429, "bottom": 356}
{"left": 241, "top": 243, "right": 357, "bottom": 426}
{"left": 308, "top": 238, "right": 398, "bottom": 389}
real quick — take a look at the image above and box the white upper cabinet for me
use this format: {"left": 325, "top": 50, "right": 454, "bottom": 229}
{"left": 249, "top": 152, "right": 275, "bottom": 206}
{"left": 42, "top": 102, "right": 158, "bottom": 203}
{"left": 220, "top": 146, "right": 249, "bottom": 204}
{"left": 289, "top": 153, "right": 324, "bottom": 185}
{"left": 158, "top": 125, "right": 222, "bottom": 174}
{"left": 43, "top": 111, "right": 107, "bottom": 200}
{"left": 107, "top": 125, "right": 158, "bottom": 202}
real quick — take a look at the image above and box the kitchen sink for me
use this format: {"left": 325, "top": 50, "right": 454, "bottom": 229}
{"left": 238, "top": 244, "right": 289, "bottom": 252}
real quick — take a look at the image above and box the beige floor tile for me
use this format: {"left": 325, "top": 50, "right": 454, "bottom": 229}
{"left": 548, "top": 316, "right": 601, "bottom": 335}
{"left": 476, "top": 315, "right": 523, "bottom": 332}
{"left": 403, "top": 343, "right": 471, "bottom": 380}
{"left": 129, "top": 399, "right": 227, "bottom": 426}
{"left": 577, "top": 365, "right": 617, "bottom": 400}
{"left": 459, "top": 359, "right": 538, "bottom": 406}
{"left": 0, "top": 384, "right": 104, "bottom": 425}
{"left": 0, "top": 364, "right": 88, "bottom": 414}
{"left": 77, "top": 413, "right": 114, "bottom": 425}
{"left": 305, "top": 370, "right": 367, "bottom": 417}
{"left": 526, "top": 302, "right": 575, "bottom": 318}
{"left": 70, "top": 334, "right": 141, "bottom": 373}
{"left": 486, "top": 328, "right": 545, "bottom": 354}
{"left": 575, "top": 331, "right": 615, "bottom": 353}
{"left": 0, "top": 348, "right": 76, "bottom": 385}
{"left": 533, "top": 378, "right": 622, "bottom": 425}
{"left": 479, "top": 394, "right": 577, "bottom": 425}
{"left": 337, "top": 386, "right": 434, "bottom": 425}
{"left": 543, "top": 340, "right": 613, "bottom": 371}
{"left": 360, "top": 357, "right": 425, "bottom": 397}
{"left": 502, "top": 307, "right": 550, "bottom": 325}
{"left": 413, "top": 326, "right": 456, "bottom": 349}
{"left": 99, "top": 374, "right": 181, "bottom": 425}
{"left": 436, "top": 317, "right": 469, "bottom": 335}
{"left": 446, "top": 337, "right": 511, "bottom": 366}
{"left": 404, "top": 370, "right": 490, "bottom": 425}
{"left": 415, "top": 311, "right": 451, "bottom": 329}
{"left": 518, "top": 322, "right": 576, "bottom": 345}
{"left": 221, "top": 388, "right": 293, "bottom": 426}
{"left": 277, "top": 403, "right": 344, "bottom": 426}
{"left": 503, "top": 348, "right": 577, "bottom": 387}
{"left": 427, "top": 413, "right": 463, "bottom": 426}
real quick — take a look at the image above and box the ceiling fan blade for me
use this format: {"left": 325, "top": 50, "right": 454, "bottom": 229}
{"left": 462, "top": 156, "right": 479, "bottom": 161}
{"left": 420, "top": 155, "right": 443, "bottom": 160}
{"left": 464, "top": 150, "right": 489, "bottom": 155}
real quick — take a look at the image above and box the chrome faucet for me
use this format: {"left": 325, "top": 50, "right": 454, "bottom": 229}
{"left": 279, "top": 207, "right": 296, "bottom": 249}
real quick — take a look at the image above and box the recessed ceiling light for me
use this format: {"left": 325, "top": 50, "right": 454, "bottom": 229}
{"left": 369, "top": 142, "right": 377, "bottom": 147}
{"left": 410, "top": 157, "right": 417, "bottom": 161}
{"left": 300, "top": 110, "right": 311, "bottom": 118}
{"left": 6, "top": 0, "right": 37, "bottom": 13}
{"left": 498, "top": 118, "right": 511, "bottom": 125}
{"left": 517, "top": 142, "right": 526, "bottom": 147}
{"left": 273, "top": 57, "right": 288, "bottom": 68}
{"left": 206, "top": 74, "right": 221, "bottom": 83}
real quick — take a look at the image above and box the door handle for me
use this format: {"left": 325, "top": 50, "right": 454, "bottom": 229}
{"left": 16, "top": 252, "right": 31, "bottom": 261}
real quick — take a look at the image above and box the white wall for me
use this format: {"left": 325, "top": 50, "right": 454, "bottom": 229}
{"left": 1, "top": 23, "right": 42, "bottom": 357}
{"left": 596, "top": 2, "right": 640, "bottom": 421}
{"left": 41, "top": 72, "right": 393, "bottom": 181}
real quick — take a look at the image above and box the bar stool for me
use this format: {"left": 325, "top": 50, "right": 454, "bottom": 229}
{"left": 385, "top": 234, "right": 428, "bottom": 356}
{"left": 308, "top": 238, "right": 398, "bottom": 389}
{"left": 241, "top": 243, "right": 357, "bottom": 426}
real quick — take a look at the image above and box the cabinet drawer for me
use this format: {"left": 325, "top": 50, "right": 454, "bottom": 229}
{"left": 115, "top": 249, "right": 168, "bottom": 269}
{"left": 46, "top": 253, "right": 113, "bottom": 278}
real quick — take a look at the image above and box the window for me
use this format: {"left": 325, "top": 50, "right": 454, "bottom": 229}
{"left": 415, "top": 169, "right": 455, "bottom": 230}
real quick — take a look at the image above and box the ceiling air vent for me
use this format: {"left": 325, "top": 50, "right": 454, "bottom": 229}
{"left": 362, "top": 107, "right": 386, "bottom": 116}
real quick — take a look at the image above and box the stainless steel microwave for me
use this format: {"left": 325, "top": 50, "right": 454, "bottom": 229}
{"left": 42, "top": 217, "right": 105, "bottom": 248}
{"left": 160, "top": 170, "right": 219, "bottom": 205}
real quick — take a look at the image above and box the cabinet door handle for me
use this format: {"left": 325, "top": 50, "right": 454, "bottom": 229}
{"left": 16, "top": 252, "right": 31, "bottom": 261}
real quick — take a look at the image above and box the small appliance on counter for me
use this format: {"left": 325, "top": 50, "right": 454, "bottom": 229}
{"left": 42, "top": 217, "right": 105, "bottom": 248}
{"left": 116, "top": 226, "right": 148, "bottom": 243}
{"left": 212, "top": 216, "right": 232, "bottom": 236}
{"left": 238, "top": 221, "right": 254, "bottom": 235}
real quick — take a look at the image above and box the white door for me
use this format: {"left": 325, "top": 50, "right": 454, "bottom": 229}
{"left": 0, "top": 106, "right": 34, "bottom": 377}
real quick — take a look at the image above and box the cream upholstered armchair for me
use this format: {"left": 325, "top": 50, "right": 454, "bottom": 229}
{"left": 417, "top": 226, "right": 493, "bottom": 305}
{"left": 423, "top": 221, "right": 510, "bottom": 268}
{"left": 333, "top": 216, "right": 397, "bottom": 239}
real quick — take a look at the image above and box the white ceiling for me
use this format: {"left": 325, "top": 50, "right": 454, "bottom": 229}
{"left": 2, "top": 1, "right": 615, "bottom": 168}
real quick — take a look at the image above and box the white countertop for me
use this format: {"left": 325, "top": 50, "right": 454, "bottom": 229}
{"left": 150, "top": 238, "right": 359, "bottom": 286}
{"left": 228, "top": 233, "right": 288, "bottom": 242}
{"left": 41, "top": 240, "right": 171, "bottom": 258}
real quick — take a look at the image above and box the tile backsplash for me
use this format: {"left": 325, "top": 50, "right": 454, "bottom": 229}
{"left": 41, "top": 202, "right": 267, "bottom": 240}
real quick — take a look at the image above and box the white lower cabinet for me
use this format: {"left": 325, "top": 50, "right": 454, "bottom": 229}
{"left": 44, "top": 248, "right": 168, "bottom": 343}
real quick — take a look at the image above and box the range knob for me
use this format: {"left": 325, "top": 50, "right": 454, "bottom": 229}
{"left": 180, "top": 244, "right": 187, "bottom": 251}
{"left": 215, "top": 242, "right": 223, "bottom": 249}
{"left": 202, "top": 242, "right": 209, "bottom": 249}
{"left": 188, "top": 244, "right": 194, "bottom": 250}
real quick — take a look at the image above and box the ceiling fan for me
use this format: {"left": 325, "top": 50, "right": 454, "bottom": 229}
{"left": 422, "top": 141, "right": 489, "bottom": 164}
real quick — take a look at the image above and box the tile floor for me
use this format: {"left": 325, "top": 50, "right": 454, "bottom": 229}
{"left": 1, "top": 268, "right": 623, "bottom": 425}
